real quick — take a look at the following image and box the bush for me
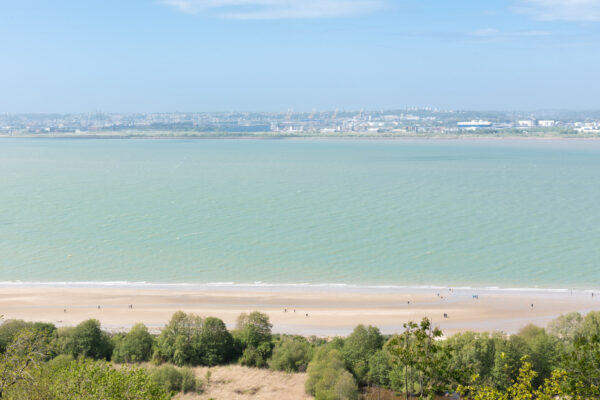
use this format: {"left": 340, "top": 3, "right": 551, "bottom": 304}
{"left": 56, "top": 319, "right": 113, "bottom": 360}
{"left": 197, "top": 317, "right": 234, "bottom": 366}
{"left": 154, "top": 311, "right": 234, "bottom": 366}
{"left": 306, "top": 347, "right": 358, "bottom": 400}
{"left": 113, "top": 323, "right": 154, "bottom": 363}
{"left": 341, "top": 324, "right": 383, "bottom": 384}
{"left": 234, "top": 311, "right": 273, "bottom": 367}
{"left": 269, "top": 336, "right": 312, "bottom": 372}
{"left": 150, "top": 364, "right": 200, "bottom": 393}
{"left": 0, "top": 320, "right": 56, "bottom": 353}
{"left": 4, "top": 357, "right": 170, "bottom": 400}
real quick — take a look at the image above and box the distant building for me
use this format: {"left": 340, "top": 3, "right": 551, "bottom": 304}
{"left": 518, "top": 120, "right": 535, "bottom": 127}
{"left": 538, "top": 120, "right": 555, "bottom": 127}
{"left": 457, "top": 120, "right": 492, "bottom": 129}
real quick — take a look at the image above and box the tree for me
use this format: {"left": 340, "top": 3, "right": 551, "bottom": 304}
{"left": 561, "top": 334, "right": 600, "bottom": 397}
{"left": 341, "top": 325, "right": 383, "bottom": 385}
{"left": 459, "top": 357, "right": 566, "bottom": 400}
{"left": 154, "top": 311, "right": 202, "bottom": 366}
{"left": 113, "top": 323, "right": 154, "bottom": 363}
{"left": 197, "top": 317, "right": 233, "bottom": 366}
{"left": 547, "top": 312, "right": 583, "bottom": 342}
{"left": 305, "top": 347, "right": 358, "bottom": 400}
{"left": 515, "top": 324, "right": 561, "bottom": 387}
{"left": 0, "top": 329, "right": 51, "bottom": 398}
{"left": 235, "top": 311, "right": 273, "bottom": 367}
{"left": 444, "top": 331, "right": 495, "bottom": 387}
{"left": 269, "top": 336, "right": 312, "bottom": 372}
{"left": 0, "top": 320, "right": 56, "bottom": 354}
{"left": 386, "top": 318, "right": 457, "bottom": 399}
{"left": 57, "top": 319, "right": 113, "bottom": 360}
{"left": 367, "top": 350, "right": 392, "bottom": 388}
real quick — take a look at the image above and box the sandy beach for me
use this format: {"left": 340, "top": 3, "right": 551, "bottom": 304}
{"left": 1, "top": 285, "right": 598, "bottom": 336}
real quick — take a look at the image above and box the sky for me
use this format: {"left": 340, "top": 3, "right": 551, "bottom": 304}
{"left": 0, "top": 0, "right": 599, "bottom": 112}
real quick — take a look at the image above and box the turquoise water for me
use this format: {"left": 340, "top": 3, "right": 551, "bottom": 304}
{"left": 1, "top": 138, "right": 599, "bottom": 289}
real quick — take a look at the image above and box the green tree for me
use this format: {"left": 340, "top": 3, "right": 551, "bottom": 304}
{"left": 445, "top": 331, "right": 495, "bottom": 387}
{"left": 547, "top": 312, "right": 583, "bottom": 342}
{"left": 197, "top": 317, "right": 233, "bottom": 366}
{"left": 154, "top": 311, "right": 202, "bottom": 366}
{"left": 459, "top": 357, "right": 566, "bottom": 400}
{"left": 57, "top": 319, "right": 113, "bottom": 360}
{"left": 0, "top": 320, "right": 56, "bottom": 354}
{"left": 113, "top": 323, "right": 154, "bottom": 363}
{"left": 341, "top": 325, "right": 383, "bottom": 385}
{"left": 268, "top": 336, "right": 312, "bottom": 372}
{"left": 367, "top": 350, "right": 392, "bottom": 388}
{"left": 561, "top": 334, "right": 600, "bottom": 397}
{"left": 515, "top": 324, "right": 561, "bottom": 387}
{"left": 305, "top": 347, "right": 358, "bottom": 400}
{"left": 0, "top": 329, "right": 51, "bottom": 398}
{"left": 385, "top": 318, "right": 454, "bottom": 399}
{"left": 234, "top": 311, "right": 273, "bottom": 367}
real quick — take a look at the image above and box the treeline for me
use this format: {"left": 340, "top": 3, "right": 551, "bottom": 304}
{"left": 1, "top": 310, "right": 600, "bottom": 399}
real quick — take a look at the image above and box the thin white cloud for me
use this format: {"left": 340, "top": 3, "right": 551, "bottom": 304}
{"left": 468, "top": 28, "right": 552, "bottom": 39}
{"left": 516, "top": 0, "right": 600, "bottom": 21}
{"left": 161, "top": 0, "right": 386, "bottom": 19}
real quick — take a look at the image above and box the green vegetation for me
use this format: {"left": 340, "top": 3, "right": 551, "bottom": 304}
{"left": 2, "top": 310, "right": 600, "bottom": 399}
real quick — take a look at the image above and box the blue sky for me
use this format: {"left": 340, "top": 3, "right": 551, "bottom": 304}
{"left": 1, "top": 0, "right": 599, "bottom": 112}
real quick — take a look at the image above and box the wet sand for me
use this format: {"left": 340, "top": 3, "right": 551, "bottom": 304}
{"left": 0, "top": 286, "right": 598, "bottom": 336}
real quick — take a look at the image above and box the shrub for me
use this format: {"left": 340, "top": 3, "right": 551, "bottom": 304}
{"left": 154, "top": 312, "right": 234, "bottom": 366}
{"left": 113, "top": 323, "right": 154, "bottom": 363}
{"left": 0, "top": 320, "right": 56, "bottom": 353}
{"left": 341, "top": 324, "right": 383, "bottom": 384}
{"left": 269, "top": 336, "right": 312, "bottom": 372}
{"left": 56, "top": 319, "right": 113, "bottom": 360}
{"left": 150, "top": 364, "right": 200, "bottom": 393}
{"left": 197, "top": 317, "right": 234, "bottom": 366}
{"left": 234, "top": 311, "right": 273, "bottom": 367}
{"left": 306, "top": 347, "right": 358, "bottom": 400}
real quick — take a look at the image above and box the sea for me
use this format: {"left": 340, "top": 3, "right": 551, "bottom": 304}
{"left": 1, "top": 138, "right": 599, "bottom": 291}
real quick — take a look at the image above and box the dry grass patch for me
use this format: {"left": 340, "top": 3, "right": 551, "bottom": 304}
{"left": 175, "top": 364, "right": 313, "bottom": 400}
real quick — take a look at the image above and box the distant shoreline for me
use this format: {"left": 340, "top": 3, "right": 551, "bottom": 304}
{"left": 1, "top": 280, "right": 598, "bottom": 294}
{"left": 1, "top": 133, "right": 600, "bottom": 141}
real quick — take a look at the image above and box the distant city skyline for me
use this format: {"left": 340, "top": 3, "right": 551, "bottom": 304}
{"left": 1, "top": 0, "right": 600, "bottom": 113}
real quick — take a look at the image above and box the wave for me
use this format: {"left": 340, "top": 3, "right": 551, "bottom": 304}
{"left": 0, "top": 280, "right": 595, "bottom": 294}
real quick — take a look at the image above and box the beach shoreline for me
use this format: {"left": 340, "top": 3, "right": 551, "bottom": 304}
{"left": 1, "top": 285, "right": 597, "bottom": 337}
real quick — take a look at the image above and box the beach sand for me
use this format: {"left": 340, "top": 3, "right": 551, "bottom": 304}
{"left": 1, "top": 286, "right": 598, "bottom": 336}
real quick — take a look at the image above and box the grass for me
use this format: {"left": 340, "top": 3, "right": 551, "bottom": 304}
{"left": 174, "top": 364, "right": 313, "bottom": 400}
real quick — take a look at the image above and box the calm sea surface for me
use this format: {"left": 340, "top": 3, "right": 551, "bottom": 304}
{"left": 1, "top": 138, "right": 599, "bottom": 289}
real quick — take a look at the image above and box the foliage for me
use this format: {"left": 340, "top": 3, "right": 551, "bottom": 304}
{"left": 385, "top": 318, "right": 455, "bottom": 399}
{"left": 150, "top": 364, "right": 200, "bottom": 394}
{"left": 197, "top": 317, "right": 234, "bottom": 366}
{"left": 56, "top": 319, "right": 113, "bottom": 360}
{"left": 305, "top": 347, "right": 358, "bottom": 400}
{"left": 113, "top": 323, "right": 154, "bottom": 363}
{"left": 47, "top": 359, "right": 171, "bottom": 400}
{"left": 366, "top": 350, "right": 392, "bottom": 388}
{"left": 234, "top": 311, "right": 273, "bottom": 367}
{"left": 561, "top": 334, "right": 600, "bottom": 397}
{"left": 0, "top": 320, "right": 56, "bottom": 353}
{"left": 154, "top": 311, "right": 233, "bottom": 366}
{"left": 268, "top": 335, "right": 312, "bottom": 372}
{"left": 0, "top": 329, "right": 51, "bottom": 398}
{"left": 341, "top": 324, "right": 383, "bottom": 385}
{"left": 547, "top": 312, "right": 583, "bottom": 342}
{"left": 459, "top": 357, "right": 566, "bottom": 400}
